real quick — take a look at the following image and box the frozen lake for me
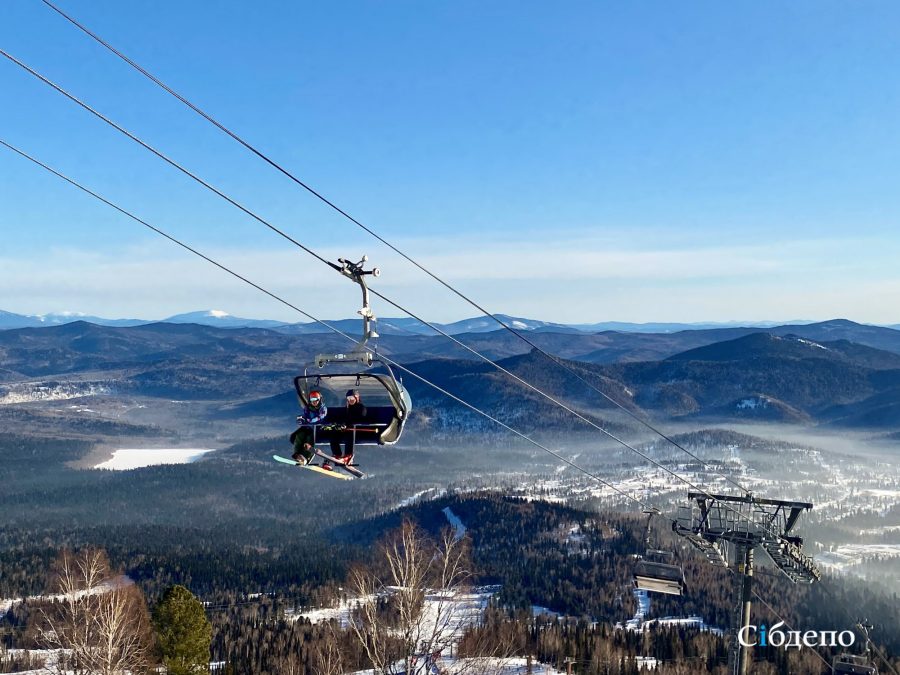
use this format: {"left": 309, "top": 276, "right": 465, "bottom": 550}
{"left": 93, "top": 448, "right": 216, "bottom": 470}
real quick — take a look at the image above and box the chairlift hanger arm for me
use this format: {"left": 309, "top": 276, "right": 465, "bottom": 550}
{"left": 315, "top": 255, "right": 381, "bottom": 368}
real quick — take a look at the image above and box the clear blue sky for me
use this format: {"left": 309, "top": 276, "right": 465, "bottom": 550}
{"left": 2, "top": 1, "right": 900, "bottom": 323}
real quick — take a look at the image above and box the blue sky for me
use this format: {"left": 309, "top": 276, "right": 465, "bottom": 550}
{"left": 2, "top": 1, "right": 900, "bottom": 323}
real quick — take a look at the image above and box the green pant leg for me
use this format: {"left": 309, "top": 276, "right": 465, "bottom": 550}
{"left": 292, "top": 427, "right": 315, "bottom": 462}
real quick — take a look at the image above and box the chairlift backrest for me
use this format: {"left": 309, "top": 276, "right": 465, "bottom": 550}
{"left": 634, "top": 513, "right": 686, "bottom": 596}
{"left": 294, "top": 366, "right": 412, "bottom": 445}
{"left": 833, "top": 654, "right": 878, "bottom": 675}
{"left": 633, "top": 558, "right": 685, "bottom": 596}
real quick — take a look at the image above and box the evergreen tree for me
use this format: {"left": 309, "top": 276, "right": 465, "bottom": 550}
{"left": 153, "top": 585, "right": 212, "bottom": 675}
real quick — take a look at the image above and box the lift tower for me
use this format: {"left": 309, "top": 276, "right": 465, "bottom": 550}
{"left": 674, "top": 493, "right": 821, "bottom": 675}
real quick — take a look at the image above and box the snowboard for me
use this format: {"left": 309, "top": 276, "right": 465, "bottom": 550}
{"left": 272, "top": 454, "right": 353, "bottom": 480}
{"left": 311, "top": 448, "right": 365, "bottom": 479}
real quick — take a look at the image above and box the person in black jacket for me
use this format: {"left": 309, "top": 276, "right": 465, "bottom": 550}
{"left": 326, "top": 389, "right": 367, "bottom": 468}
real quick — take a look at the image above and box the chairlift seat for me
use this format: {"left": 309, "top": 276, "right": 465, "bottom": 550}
{"left": 295, "top": 370, "right": 411, "bottom": 445}
{"left": 633, "top": 549, "right": 685, "bottom": 596}
{"left": 633, "top": 560, "right": 685, "bottom": 596}
{"left": 833, "top": 654, "right": 878, "bottom": 675}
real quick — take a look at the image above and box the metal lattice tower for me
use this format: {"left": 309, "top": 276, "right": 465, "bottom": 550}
{"left": 674, "top": 492, "right": 821, "bottom": 675}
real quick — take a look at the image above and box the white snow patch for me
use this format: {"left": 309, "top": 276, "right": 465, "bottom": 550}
{"left": 511, "top": 321, "right": 529, "bottom": 329}
{"left": 531, "top": 605, "right": 559, "bottom": 619}
{"left": 795, "top": 338, "right": 827, "bottom": 350}
{"left": 442, "top": 507, "right": 467, "bottom": 541}
{"left": 208, "top": 309, "right": 230, "bottom": 318}
{"left": 288, "top": 594, "right": 376, "bottom": 627}
{"left": 1, "top": 575, "right": 133, "bottom": 618}
{"left": 348, "top": 656, "right": 566, "bottom": 675}
{"left": 859, "top": 525, "right": 900, "bottom": 536}
{"left": 1, "top": 648, "right": 66, "bottom": 674}
{"left": 291, "top": 587, "right": 497, "bottom": 639}
{"left": 815, "top": 544, "right": 900, "bottom": 573}
{"left": 736, "top": 397, "right": 767, "bottom": 410}
{"left": 0, "top": 383, "right": 111, "bottom": 405}
{"left": 94, "top": 448, "right": 216, "bottom": 470}
{"left": 397, "top": 488, "right": 441, "bottom": 509}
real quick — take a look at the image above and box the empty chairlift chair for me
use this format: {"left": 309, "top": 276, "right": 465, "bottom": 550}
{"left": 833, "top": 623, "right": 879, "bottom": 675}
{"left": 633, "top": 511, "right": 686, "bottom": 596}
{"left": 633, "top": 549, "right": 685, "bottom": 596}
{"left": 833, "top": 654, "right": 877, "bottom": 675}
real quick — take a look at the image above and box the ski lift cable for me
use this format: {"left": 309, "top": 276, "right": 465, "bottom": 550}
{"left": 865, "top": 631, "right": 899, "bottom": 675}
{"left": 2, "top": 140, "right": 834, "bottom": 674}
{"left": 0, "top": 54, "right": 838, "bottom": 651}
{"left": 748, "top": 587, "right": 833, "bottom": 672}
{"left": 0, "top": 136, "right": 653, "bottom": 512}
{"left": 0, "top": 48, "right": 334, "bottom": 274}
{"left": 813, "top": 582, "right": 900, "bottom": 675}
{"left": 364, "top": 285, "right": 741, "bottom": 505}
{"left": 0, "top": 48, "right": 760, "bottom": 530}
{"left": 0, "top": 140, "right": 849, "bottom": 674}
{"left": 751, "top": 569, "right": 897, "bottom": 675}
{"left": 38, "top": 0, "right": 752, "bottom": 498}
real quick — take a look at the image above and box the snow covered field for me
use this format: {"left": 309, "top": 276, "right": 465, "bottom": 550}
{"left": 291, "top": 587, "right": 497, "bottom": 631}
{"left": 336, "top": 656, "right": 566, "bottom": 675}
{"left": 0, "top": 382, "right": 110, "bottom": 405}
{"left": 0, "top": 575, "right": 133, "bottom": 619}
{"left": 93, "top": 448, "right": 216, "bottom": 470}
{"left": 815, "top": 544, "right": 900, "bottom": 573}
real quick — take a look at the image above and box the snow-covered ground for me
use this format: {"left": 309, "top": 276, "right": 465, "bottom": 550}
{"left": 642, "top": 616, "right": 724, "bottom": 635}
{"left": 815, "top": 544, "right": 900, "bottom": 573}
{"left": 290, "top": 586, "right": 498, "bottom": 643}
{"left": 443, "top": 507, "right": 467, "bottom": 541}
{"left": 435, "top": 656, "right": 565, "bottom": 675}
{"left": 0, "top": 575, "right": 133, "bottom": 618}
{"left": 288, "top": 593, "right": 376, "bottom": 627}
{"left": 622, "top": 589, "right": 650, "bottom": 630}
{"left": 620, "top": 588, "right": 722, "bottom": 635}
{"left": 93, "top": 448, "right": 216, "bottom": 470}
{"left": 397, "top": 488, "right": 442, "bottom": 509}
{"left": 342, "top": 656, "right": 567, "bottom": 675}
{"left": 0, "top": 382, "right": 111, "bottom": 405}
{"left": 531, "top": 605, "right": 560, "bottom": 620}
{"left": 0, "top": 648, "right": 68, "bottom": 675}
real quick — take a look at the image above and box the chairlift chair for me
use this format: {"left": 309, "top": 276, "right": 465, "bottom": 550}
{"left": 633, "top": 549, "right": 686, "bottom": 596}
{"left": 633, "top": 511, "right": 686, "bottom": 596}
{"left": 833, "top": 622, "right": 879, "bottom": 675}
{"left": 294, "top": 366, "right": 412, "bottom": 446}
{"left": 833, "top": 654, "right": 878, "bottom": 675}
{"left": 294, "top": 256, "right": 413, "bottom": 447}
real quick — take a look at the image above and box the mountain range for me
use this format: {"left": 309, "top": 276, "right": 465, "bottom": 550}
{"left": 7, "top": 307, "right": 894, "bottom": 334}
{"left": 2, "top": 318, "right": 900, "bottom": 431}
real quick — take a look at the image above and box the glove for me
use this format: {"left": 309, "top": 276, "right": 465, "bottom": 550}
{"left": 296, "top": 415, "right": 306, "bottom": 424}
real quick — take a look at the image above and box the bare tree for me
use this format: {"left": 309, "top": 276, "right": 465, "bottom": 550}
{"left": 311, "top": 621, "right": 345, "bottom": 675}
{"left": 34, "top": 548, "right": 153, "bottom": 675}
{"left": 348, "top": 519, "right": 505, "bottom": 675}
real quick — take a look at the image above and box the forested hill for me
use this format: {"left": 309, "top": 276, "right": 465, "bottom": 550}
{"left": 4, "top": 319, "right": 900, "bottom": 430}
{"left": 332, "top": 493, "right": 900, "bottom": 651}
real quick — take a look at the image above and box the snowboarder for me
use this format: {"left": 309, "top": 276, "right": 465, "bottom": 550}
{"left": 325, "top": 389, "right": 367, "bottom": 469}
{"left": 290, "top": 390, "right": 328, "bottom": 464}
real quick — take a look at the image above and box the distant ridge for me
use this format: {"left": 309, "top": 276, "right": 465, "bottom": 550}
{"left": 2, "top": 309, "right": 899, "bottom": 338}
{"left": 163, "top": 310, "right": 288, "bottom": 329}
{"left": 0, "top": 309, "right": 145, "bottom": 328}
